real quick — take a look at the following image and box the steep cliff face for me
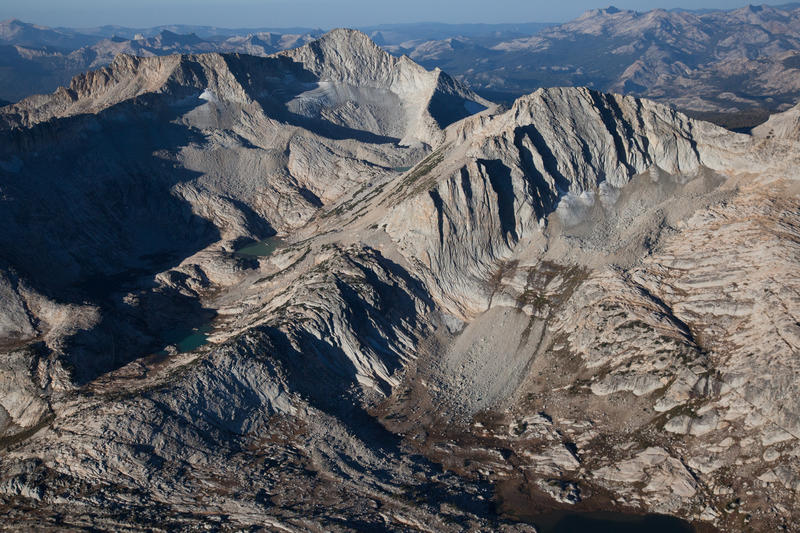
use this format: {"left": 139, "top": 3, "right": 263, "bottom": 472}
{"left": 1, "top": 30, "right": 800, "bottom": 533}
{"left": 380, "top": 87, "right": 755, "bottom": 314}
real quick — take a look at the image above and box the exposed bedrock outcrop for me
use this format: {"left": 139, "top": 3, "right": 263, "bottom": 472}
{"left": 0, "top": 29, "right": 799, "bottom": 532}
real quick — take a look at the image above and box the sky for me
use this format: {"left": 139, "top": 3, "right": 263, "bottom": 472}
{"left": 1, "top": 0, "right": 795, "bottom": 29}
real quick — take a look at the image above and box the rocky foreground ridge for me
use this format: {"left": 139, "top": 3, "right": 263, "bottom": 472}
{"left": 0, "top": 29, "right": 799, "bottom": 532}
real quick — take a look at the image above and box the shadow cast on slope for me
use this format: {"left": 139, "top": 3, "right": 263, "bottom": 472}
{"left": 237, "top": 250, "right": 499, "bottom": 515}
{"left": 478, "top": 159, "right": 519, "bottom": 245}
{"left": 0, "top": 91, "right": 228, "bottom": 383}
{"left": 247, "top": 249, "right": 435, "bottom": 445}
{"left": 0, "top": 91, "right": 222, "bottom": 289}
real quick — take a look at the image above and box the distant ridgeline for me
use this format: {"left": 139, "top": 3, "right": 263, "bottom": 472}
{"left": 3, "top": 3, "right": 800, "bottom": 118}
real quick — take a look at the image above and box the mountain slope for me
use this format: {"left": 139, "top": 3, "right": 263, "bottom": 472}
{"left": 0, "top": 18, "right": 97, "bottom": 50}
{"left": 0, "top": 30, "right": 485, "bottom": 426}
{"left": 1, "top": 30, "right": 799, "bottom": 533}
{"left": 753, "top": 100, "right": 800, "bottom": 139}
{"left": 278, "top": 28, "right": 489, "bottom": 144}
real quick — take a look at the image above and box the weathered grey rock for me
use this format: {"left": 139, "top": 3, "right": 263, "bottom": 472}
{"left": 753, "top": 102, "right": 800, "bottom": 140}
{"left": 1, "top": 29, "right": 800, "bottom": 533}
{"left": 536, "top": 479, "right": 581, "bottom": 504}
{"left": 595, "top": 447, "right": 697, "bottom": 509}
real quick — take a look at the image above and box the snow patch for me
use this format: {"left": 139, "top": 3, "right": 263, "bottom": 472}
{"left": 199, "top": 89, "right": 218, "bottom": 103}
{"left": 598, "top": 181, "right": 621, "bottom": 209}
{"left": 556, "top": 182, "right": 623, "bottom": 225}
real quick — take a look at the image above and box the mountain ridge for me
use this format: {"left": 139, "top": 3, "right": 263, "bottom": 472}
{"left": 1, "top": 28, "right": 491, "bottom": 146}
{"left": 1, "top": 26, "right": 800, "bottom": 533}
{"left": 4, "top": 4, "right": 800, "bottom": 116}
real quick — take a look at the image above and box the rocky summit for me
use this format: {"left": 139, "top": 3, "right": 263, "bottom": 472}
{"left": 0, "top": 28, "right": 799, "bottom": 532}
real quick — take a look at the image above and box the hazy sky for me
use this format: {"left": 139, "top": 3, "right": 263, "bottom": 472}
{"left": 1, "top": 0, "right": 794, "bottom": 28}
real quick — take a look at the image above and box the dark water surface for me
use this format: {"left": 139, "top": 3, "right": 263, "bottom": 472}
{"left": 533, "top": 510, "right": 695, "bottom": 533}
{"left": 148, "top": 237, "right": 283, "bottom": 357}
{"left": 157, "top": 323, "right": 212, "bottom": 354}
{"left": 234, "top": 237, "right": 283, "bottom": 257}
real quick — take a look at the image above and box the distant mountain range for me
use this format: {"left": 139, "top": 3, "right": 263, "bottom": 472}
{"left": 391, "top": 4, "right": 800, "bottom": 115}
{"left": 0, "top": 20, "right": 327, "bottom": 102}
{"left": 2, "top": 4, "right": 800, "bottom": 118}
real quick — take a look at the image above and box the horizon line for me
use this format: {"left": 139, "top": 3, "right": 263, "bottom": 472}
{"left": 1, "top": 2, "right": 794, "bottom": 32}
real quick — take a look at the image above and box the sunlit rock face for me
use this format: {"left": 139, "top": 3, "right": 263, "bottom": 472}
{"left": 1, "top": 29, "right": 799, "bottom": 533}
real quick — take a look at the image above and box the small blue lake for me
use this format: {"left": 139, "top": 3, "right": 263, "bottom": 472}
{"left": 156, "top": 323, "right": 213, "bottom": 355}
{"left": 234, "top": 237, "right": 283, "bottom": 257}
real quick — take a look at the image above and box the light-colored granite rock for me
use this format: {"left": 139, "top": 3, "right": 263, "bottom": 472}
{"left": 1, "top": 29, "right": 799, "bottom": 532}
